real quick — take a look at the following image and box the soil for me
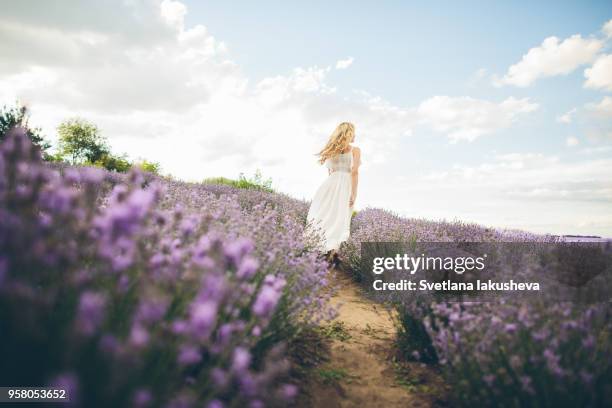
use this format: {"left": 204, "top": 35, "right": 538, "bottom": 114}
{"left": 295, "top": 269, "right": 447, "bottom": 408}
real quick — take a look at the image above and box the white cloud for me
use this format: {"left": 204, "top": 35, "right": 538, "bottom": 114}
{"left": 603, "top": 19, "right": 612, "bottom": 38}
{"left": 566, "top": 136, "right": 579, "bottom": 147}
{"left": 585, "top": 96, "right": 612, "bottom": 118}
{"left": 416, "top": 96, "right": 538, "bottom": 142}
{"left": 496, "top": 35, "right": 603, "bottom": 87}
{"left": 0, "top": 0, "right": 540, "bottom": 192}
{"left": 557, "top": 108, "right": 577, "bottom": 123}
{"left": 584, "top": 54, "right": 612, "bottom": 91}
{"left": 0, "top": 1, "right": 416, "bottom": 198}
{"left": 160, "top": 0, "right": 187, "bottom": 30}
{"left": 581, "top": 96, "right": 612, "bottom": 141}
{"left": 402, "top": 152, "right": 612, "bottom": 235}
{"left": 335, "top": 57, "right": 354, "bottom": 70}
{"left": 3, "top": 0, "right": 607, "bottom": 236}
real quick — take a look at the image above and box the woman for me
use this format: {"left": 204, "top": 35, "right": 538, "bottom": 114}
{"left": 307, "top": 122, "right": 361, "bottom": 262}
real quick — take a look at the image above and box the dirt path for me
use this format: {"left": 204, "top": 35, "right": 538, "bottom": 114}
{"left": 297, "top": 269, "right": 441, "bottom": 408}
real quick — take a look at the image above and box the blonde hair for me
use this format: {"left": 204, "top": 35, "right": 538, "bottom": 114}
{"left": 316, "top": 122, "right": 355, "bottom": 164}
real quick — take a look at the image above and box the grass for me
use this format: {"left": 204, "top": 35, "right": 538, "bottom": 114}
{"left": 317, "top": 367, "right": 360, "bottom": 385}
{"left": 317, "top": 321, "right": 352, "bottom": 342}
{"left": 392, "top": 360, "right": 430, "bottom": 393}
{"left": 287, "top": 326, "right": 330, "bottom": 380}
{"left": 203, "top": 169, "right": 274, "bottom": 193}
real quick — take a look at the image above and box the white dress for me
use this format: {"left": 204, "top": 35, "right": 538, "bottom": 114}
{"left": 307, "top": 150, "right": 354, "bottom": 252}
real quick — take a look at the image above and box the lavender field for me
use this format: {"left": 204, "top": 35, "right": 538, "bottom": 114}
{"left": 0, "top": 128, "right": 333, "bottom": 407}
{"left": 1, "top": 128, "right": 610, "bottom": 407}
{"left": 343, "top": 209, "right": 612, "bottom": 407}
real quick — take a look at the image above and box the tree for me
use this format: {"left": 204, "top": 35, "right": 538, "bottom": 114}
{"left": 0, "top": 103, "right": 51, "bottom": 154}
{"left": 57, "top": 118, "right": 110, "bottom": 165}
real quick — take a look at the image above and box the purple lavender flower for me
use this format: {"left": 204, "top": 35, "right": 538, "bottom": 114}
{"left": 504, "top": 323, "right": 518, "bottom": 333}
{"left": 49, "top": 372, "right": 79, "bottom": 406}
{"left": 136, "top": 298, "right": 168, "bottom": 324}
{"left": 483, "top": 374, "right": 496, "bottom": 386}
{"left": 132, "top": 388, "right": 153, "bottom": 408}
{"left": 129, "top": 324, "right": 149, "bottom": 348}
{"left": 190, "top": 300, "right": 218, "bottom": 338}
{"left": 210, "top": 368, "right": 228, "bottom": 388}
{"left": 75, "top": 291, "right": 107, "bottom": 335}
{"left": 232, "top": 347, "right": 251, "bottom": 372}
{"left": 207, "top": 400, "right": 224, "bottom": 408}
{"left": 280, "top": 384, "right": 298, "bottom": 400}
{"left": 236, "top": 257, "right": 259, "bottom": 279}
{"left": 178, "top": 345, "right": 202, "bottom": 366}
{"left": 223, "top": 237, "right": 254, "bottom": 266}
{"left": 252, "top": 284, "right": 282, "bottom": 318}
{"left": 519, "top": 376, "right": 534, "bottom": 394}
{"left": 98, "top": 334, "right": 119, "bottom": 354}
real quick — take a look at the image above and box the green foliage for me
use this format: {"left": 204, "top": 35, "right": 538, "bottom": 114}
{"left": 57, "top": 118, "right": 110, "bottom": 165}
{"left": 93, "top": 153, "right": 132, "bottom": 173}
{"left": 395, "top": 307, "right": 438, "bottom": 364}
{"left": 56, "top": 117, "right": 138, "bottom": 173}
{"left": 204, "top": 169, "right": 274, "bottom": 192}
{"left": 134, "top": 159, "right": 162, "bottom": 175}
{"left": 0, "top": 103, "right": 51, "bottom": 154}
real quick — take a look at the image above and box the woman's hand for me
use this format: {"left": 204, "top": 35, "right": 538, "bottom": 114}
{"left": 349, "top": 195, "right": 355, "bottom": 207}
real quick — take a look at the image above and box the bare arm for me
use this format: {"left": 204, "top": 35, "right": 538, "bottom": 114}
{"left": 349, "top": 147, "right": 361, "bottom": 207}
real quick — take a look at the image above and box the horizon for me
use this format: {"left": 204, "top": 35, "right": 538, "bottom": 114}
{"left": 1, "top": 0, "right": 611, "bottom": 236}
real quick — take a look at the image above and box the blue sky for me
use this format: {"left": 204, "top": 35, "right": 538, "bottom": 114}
{"left": 185, "top": 1, "right": 610, "bottom": 98}
{"left": 1, "top": 0, "right": 611, "bottom": 235}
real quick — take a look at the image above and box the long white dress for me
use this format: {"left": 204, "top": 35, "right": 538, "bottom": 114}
{"left": 307, "top": 150, "right": 354, "bottom": 252}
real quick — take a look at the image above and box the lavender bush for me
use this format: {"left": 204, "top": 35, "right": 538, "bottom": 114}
{"left": 426, "top": 300, "right": 611, "bottom": 407}
{"left": 343, "top": 208, "right": 611, "bottom": 407}
{"left": 0, "top": 128, "right": 333, "bottom": 407}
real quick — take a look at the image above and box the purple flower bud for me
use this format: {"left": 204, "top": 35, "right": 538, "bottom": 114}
{"left": 132, "top": 388, "right": 153, "bottom": 408}
{"left": 99, "top": 334, "right": 119, "bottom": 354}
{"left": 171, "top": 320, "right": 188, "bottom": 335}
{"left": 252, "top": 283, "right": 282, "bottom": 318}
{"left": 224, "top": 237, "right": 254, "bottom": 266}
{"left": 504, "top": 323, "right": 517, "bottom": 333}
{"left": 483, "top": 374, "right": 495, "bottom": 386}
{"left": 280, "top": 384, "right": 298, "bottom": 400}
{"left": 519, "top": 376, "right": 534, "bottom": 394}
{"left": 239, "top": 373, "right": 256, "bottom": 396}
{"left": 191, "top": 300, "right": 218, "bottom": 338}
{"left": 207, "top": 400, "right": 224, "bottom": 408}
{"left": 582, "top": 335, "right": 594, "bottom": 349}
{"left": 49, "top": 372, "right": 79, "bottom": 406}
{"left": 136, "top": 298, "right": 168, "bottom": 324}
{"left": 232, "top": 347, "right": 251, "bottom": 372}
{"left": 236, "top": 257, "right": 259, "bottom": 280}
{"left": 211, "top": 368, "right": 228, "bottom": 388}
{"left": 249, "top": 400, "right": 264, "bottom": 408}
{"left": 178, "top": 345, "right": 202, "bottom": 366}
{"left": 129, "top": 324, "right": 149, "bottom": 348}
{"left": 75, "top": 291, "right": 106, "bottom": 335}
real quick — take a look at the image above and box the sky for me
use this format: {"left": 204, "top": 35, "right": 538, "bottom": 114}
{"left": 1, "top": 0, "right": 611, "bottom": 236}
